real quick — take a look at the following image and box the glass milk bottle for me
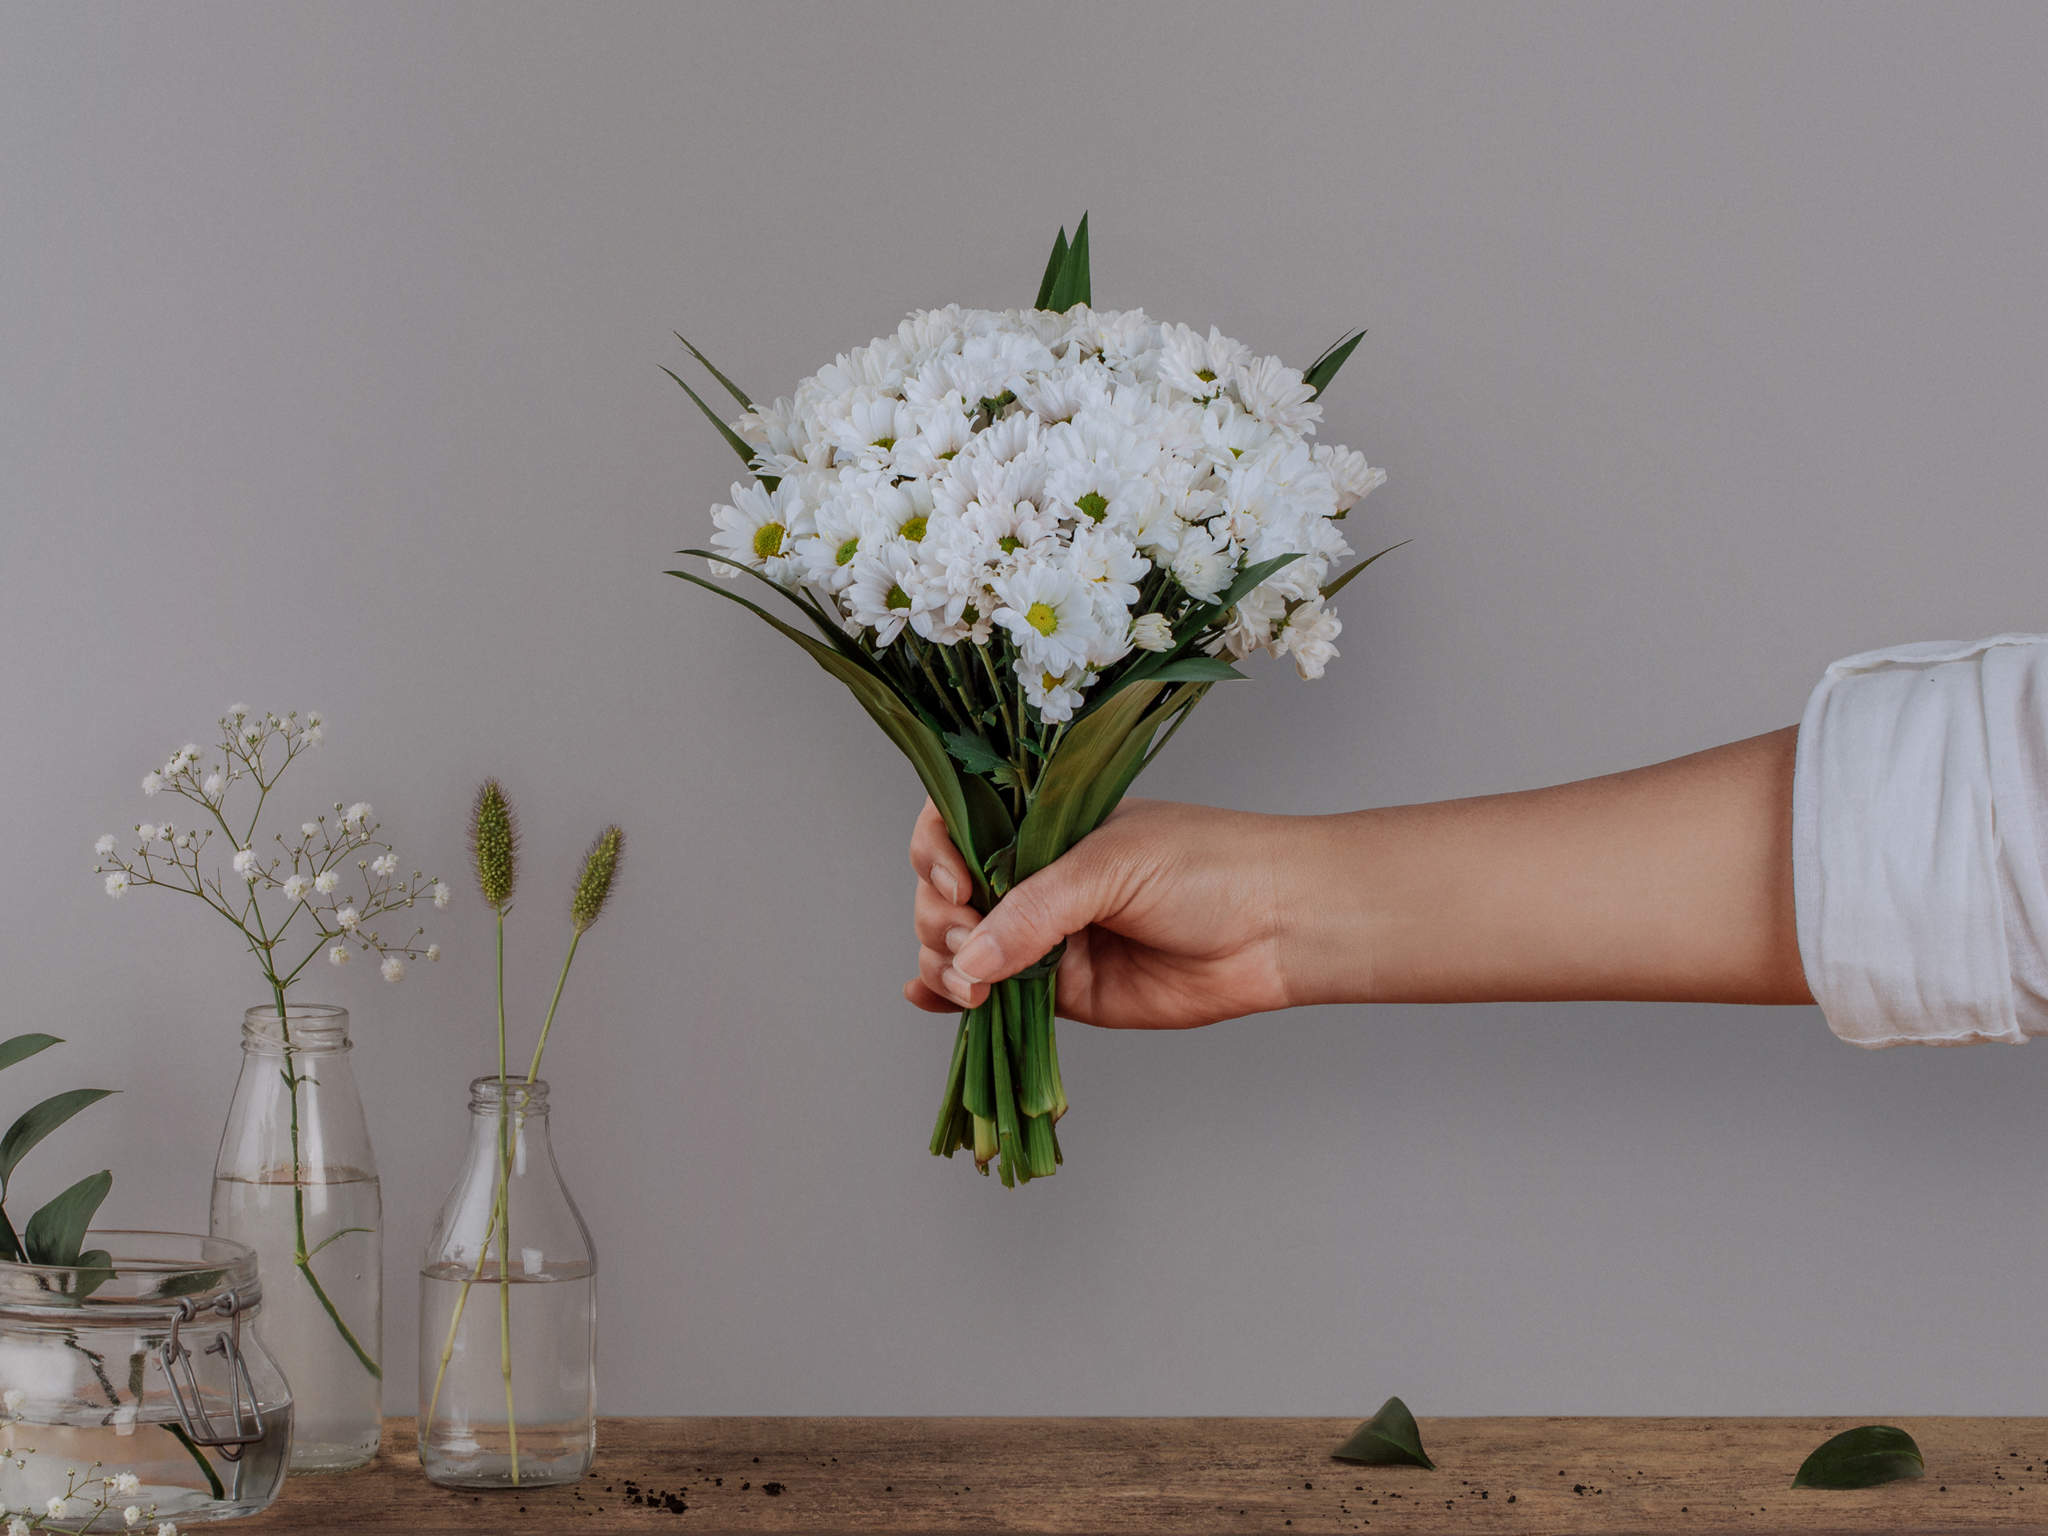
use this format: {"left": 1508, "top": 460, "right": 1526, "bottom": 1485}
{"left": 211, "top": 1003, "right": 383, "bottom": 1472}
{"left": 417, "top": 1076, "right": 596, "bottom": 1489}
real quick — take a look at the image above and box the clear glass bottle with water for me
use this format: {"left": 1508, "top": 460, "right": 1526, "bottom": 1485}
{"left": 210, "top": 1003, "right": 383, "bottom": 1473}
{"left": 417, "top": 1076, "right": 595, "bottom": 1489}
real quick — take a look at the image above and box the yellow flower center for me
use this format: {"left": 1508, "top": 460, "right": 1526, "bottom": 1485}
{"left": 900, "top": 515, "right": 928, "bottom": 543}
{"left": 835, "top": 537, "right": 860, "bottom": 566}
{"left": 1195, "top": 368, "right": 1217, "bottom": 383}
{"left": 752, "top": 522, "right": 786, "bottom": 559}
{"left": 871, "top": 435, "right": 896, "bottom": 451}
{"left": 1041, "top": 671, "right": 1061, "bottom": 691}
{"left": 1025, "top": 601, "right": 1059, "bottom": 636}
{"left": 998, "top": 535, "right": 1022, "bottom": 554}
{"left": 886, "top": 584, "right": 912, "bottom": 612}
{"left": 1075, "top": 491, "right": 1110, "bottom": 523}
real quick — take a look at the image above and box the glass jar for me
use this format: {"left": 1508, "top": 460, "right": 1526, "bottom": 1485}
{"left": 0, "top": 1231, "right": 292, "bottom": 1524}
{"left": 417, "top": 1076, "right": 595, "bottom": 1489}
{"left": 210, "top": 1004, "right": 381, "bottom": 1473}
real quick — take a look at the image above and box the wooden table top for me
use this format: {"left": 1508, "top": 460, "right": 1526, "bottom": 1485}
{"left": 238, "top": 1415, "right": 2048, "bottom": 1533}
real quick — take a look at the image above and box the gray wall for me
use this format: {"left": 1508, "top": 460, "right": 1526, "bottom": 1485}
{"left": 6, "top": 2, "right": 2047, "bottom": 1417}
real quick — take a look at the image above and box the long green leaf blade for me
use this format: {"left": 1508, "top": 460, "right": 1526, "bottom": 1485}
{"left": 1303, "top": 328, "right": 1366, "bottom": 399}
{"left": 1142, "top": 656, "right": 1245, "bottom": 685}
{"left": 22, "top": 1168, "right": 111, "bottom": 1268}
{"left": 0, "top": 1034, "right": 61, "bottom": 1074}
{"left": 661, "top": 366, "right": 765, "bottom": 480}
{"left": 673, "top": 332, "right": 753, "bottom": 410}
{"left": 1034, "top": 227, "right": 1069, "bottom": 310}
{"left": 1321, "top": 540, "right": 1410, "bottom": 601}
{"left": 675, "top": 548, "right": 870, "bottom": 664}
{"left": 1047, "top": 212, "right": 1091, "bottom": 312}
{"left": 0, "top": 1088, "right": 115, "bottom": 1195}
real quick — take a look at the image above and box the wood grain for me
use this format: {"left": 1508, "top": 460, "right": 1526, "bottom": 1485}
{"left": 238, "top": 1416, "right": 2048, "bottom": 1534}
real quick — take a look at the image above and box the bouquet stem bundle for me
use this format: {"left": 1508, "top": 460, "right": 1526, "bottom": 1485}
{"left": 668, "top": 219, "right": 1393, "bottom": 1186}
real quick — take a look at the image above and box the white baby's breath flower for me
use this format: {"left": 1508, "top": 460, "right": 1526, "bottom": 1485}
{"left": 104, "top": 871, "right": 130, "bottom": 898}
{"left": 125, "top": 1507, "right": 143, "bottom": 1528}
{"left": 95, "top": 834, "right": 117, "bottom": 856}
{"left": 226, "top": 703, "right": 247, "bottom": 719}
{"left": 314, "top": 871, "right": 339, "bottom": 895}
{"left": 335, "top": 906, "right": 360, "bottom": 930}
{"left": 135, "top": 823, "right": 157, "bottom": 843}
{"left": 3, "top": 1387, "right": 25, "bottom": 1413}
{"left": 432, "top": 881, "right": 451, "bottom": 909}
{"left": 1130, "top": 612, "right": 1174, "bottom": 652}
{"left": 426, "top": 943, "right": 441, "bottom": 962}
{"left": 328, "top": 945, "right": 350, "bottom": 967}
{"left": 203, "top": 773, "right": 224, "bottom": 798}
{"left": 47, "top": 1497, "right": 67, "bottom": 1519}
{"left": 113, "top": 1473, "right": 140, "bottom": 1495}
{"left": 370, "top": 853, "right": 397, "bottom": 877}
{"left": 301, "top": 822, "right": 321, "bottom": 837}
{"left": 141, "top": 772, "right": 162, "bottom": 797}
{"left": 8, "top": 1516, "right": 27, "bottom": 1536}
{"left": 231, "top": 848, "right": 259, "bottom": 881}
{"left": 341, "top": 802, "right": 372, "bottom": 830}
{"left": 380, "top": 956, "right": 405, "bottom": 983}
{"left": 157, "top": 1522, "right": 178, "bottom": 1536}
{"left": 281, "top": 874, "right": 312, "bottom": 902}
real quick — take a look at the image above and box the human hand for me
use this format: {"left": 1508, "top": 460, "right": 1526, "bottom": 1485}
{"left": 904, "top": 797, "right": 1304, "bottom": 1029}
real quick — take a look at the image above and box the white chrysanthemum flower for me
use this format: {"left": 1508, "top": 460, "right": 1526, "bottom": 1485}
{"left": 335, "top": 906, "right": 359, "bottom": 930}
{"left": 113, "top": 1473, "right": 140, "bottom": 1495}
{"left": 281, "top": 874, "right": 312, "bottom": 902}
{"left": 314, "top": 871, "right": 339, "bottom": 894}
{"left": 432, "top": 881, "right": 451, "bottom": 909}
{"left": 1233, "top": 354, "right": 1321, "bottom": 433}
{"left": 95, "top": 834, "right": 117, "bottom": 857}
{"left": 1279, "top": 598, "right": 1343, "bottom": 679}
{"left": 231, "top": 848, "right": 259, "bottom": 881}
{"left": 1020, "top": 664, "right": 1093, "bottom": 724}
{"left": 380, "top": 956, "right": 405, "bottom": 983}
{"left": 992, "top": 566, "right": 1101, "bottom": 674}
{"left": 1170, "top": 528, "right": 1235, "bottom": 601}
{"left": 1315, "top": 443, "right": 1386, "bottom": 511}
{"left": 328, "top": 945, "right": 350, "bottom": 966}
{"left": 1131, "top": 612, "right": 1174, "bottom": 652}
{"left": 341, "top": 802, "right": 372, "bottom": 830}
{"left": 141, "top": 772, "right": 163, "bottom": 797}
{"left": 427, "top": 943, "right": 441, "bottom": 962}
{"left": 709, "top": 480, "right": 807, "bottom": 582}
{"left": 843, "top": 542, "right": 924, "bottom": 646}
{"left": 370, "top": 853, "right": 398, "bottom": 877}
{"left": 1157, "top": 322, "right": 1251, "bottom": 399}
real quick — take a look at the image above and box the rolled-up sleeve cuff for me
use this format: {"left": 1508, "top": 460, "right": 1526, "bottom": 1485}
{"left": 1793, "top": 634, "right": 2048, "bottom": 1047}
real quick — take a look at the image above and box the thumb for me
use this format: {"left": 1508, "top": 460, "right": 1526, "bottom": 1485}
{"left": 950, "top": 852, "right": 1111, "bottom": 989}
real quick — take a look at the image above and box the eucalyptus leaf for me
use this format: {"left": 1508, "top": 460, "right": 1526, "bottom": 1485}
{"left": 1792, "top": 1425, "right": 1924, "bottom": 1489}
{"left": 1322, "top": 540, "right": 1411, "bottom": 601}
{"left": 1034, "top": 226, "right": 1070, "bottom": 311}
{"left": 0, "top": 1088, "right": 116, "bottom": 1196}
{"left": 1332, "top": 1396, "right": 1435, "bottom": 1470}
{"left": 673, "top": 332, "right": 753, "bottom": 409}
{"left": 1302, "top": 328, "right": 1366, "bottom": 400}
{"left": 0, "top": 1033, "right": 61, "bottom": 1075}
{"left": 22, "top": 1168, "right": 111, "bottom": 1268}
{"left": 662, "top": 366, "right": 772, "bottom": 486}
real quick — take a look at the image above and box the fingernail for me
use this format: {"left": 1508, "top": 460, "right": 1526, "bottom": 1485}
{"left": 953, "top": 933, "right": 997, "bottom": 984}
{"left": 931, "top": 865, "right": 961, "bottom": 903}
{"left": 945, "top": 926, "right": 973, "bottom": 954}
{"left": 941, "top": 966, "right": 975, "bottom": 1004}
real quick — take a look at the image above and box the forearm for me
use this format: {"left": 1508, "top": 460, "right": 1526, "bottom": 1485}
{"left": 1282, "top": 726, "right": 1811, "bottom": 1007}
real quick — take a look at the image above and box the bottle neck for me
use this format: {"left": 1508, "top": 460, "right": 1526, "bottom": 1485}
{"left": 241, "top": 1002, "right": 351, "bottom": 1056}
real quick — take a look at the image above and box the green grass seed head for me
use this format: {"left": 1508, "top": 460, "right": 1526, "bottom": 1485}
{"left": 470, "top": 779, "right": 518, "bottom": 911}
{"left": 571, "top": 825, "right": 624, "bottom": 934}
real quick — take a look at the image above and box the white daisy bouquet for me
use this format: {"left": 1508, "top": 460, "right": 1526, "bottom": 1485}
{"left": 668, "top": 218, "right": 1393, "bottom": 1187}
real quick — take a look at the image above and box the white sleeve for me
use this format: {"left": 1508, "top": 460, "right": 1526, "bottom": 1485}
{"left": 1793, "top": 633, "right": 2048, "bottom": 1047}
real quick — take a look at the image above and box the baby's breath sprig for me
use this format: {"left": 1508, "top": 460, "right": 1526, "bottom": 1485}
{"left": 0, "top": 1395, "right": 174, "bottom": 1535}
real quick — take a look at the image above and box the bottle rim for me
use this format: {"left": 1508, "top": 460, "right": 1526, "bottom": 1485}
{"left": 468, "top": 1074, "right": 550, "bottom": 1113}
{"left": 0, "top": 1229, "right": 261, "bottom": 1321}
{"left": 241, "top": 1002, "right": 350, "bottom": 1052}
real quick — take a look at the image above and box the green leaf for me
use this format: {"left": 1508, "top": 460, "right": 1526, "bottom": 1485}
{"left": 1302, "top": 328, "right": 1366, "bottom": 400}
{"left": 22, "top": 1168, "right": 111, "bottom": 1268}
{"left": 1332, "top": 1397, "right": 1436, "bottom": 1470}
{"left": 1214, "top": 551, "right": 1304, "bottom": 613}
{"left": 661, "top": 365, "right": 770, "bottom": 484}
{"left": 1034, "top": 226, "right": 1069, "bottom": 311}
{"left": 669, "top": 569, "right": 1013, "bottom": 906}
{"left": 1141, "top": 656, "right": 1245, "bottom": 685}
{"left": 1792, "top": 1425, "right": 1924, "bottom": 1489}
{"left": 943, "top": 731, "right": 1009, "bottom": 777}
{"left": 673, "top": 332, "right": 753, "bottom": 410}
{"left": 0, "top": 1033, "right": 61, "bottom": 1074}
{"left": 0, "top": 1088, "right": 116, "bottom": 1197}
{"left": 1016, "top": 678, "right": 1179, "bottom": 881}
{"left": 71, "top": 1247, "right": 114, "bottom": 1301}
{"left": 675, "top": 548, "right": 870, "bottom": 665}
{"left": 0, "top": 1204, "right": 21, "bottom": 1263}
{"left": 1321, "top": 540, "right": 1410, "bottom": 601}
{"left": 1046, "top": 211, "right": 1091, "bottom": 313}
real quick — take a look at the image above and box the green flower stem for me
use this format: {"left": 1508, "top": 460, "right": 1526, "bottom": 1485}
{"left": 493, "top": 911, "right": 519, "bottom": 1484}
{"left": 524, "top": 931, "right": 580, "bottom": 1084}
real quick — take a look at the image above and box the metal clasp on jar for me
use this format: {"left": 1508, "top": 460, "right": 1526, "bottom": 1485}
{"left": 158, "top": 1287, "right": 267, "bottom": 1459}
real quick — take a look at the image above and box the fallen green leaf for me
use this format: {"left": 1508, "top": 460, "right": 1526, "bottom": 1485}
{"left": 1332, "top": 1396, "right": 1435, "bottom": 1469}
{"left": 1792, "top": 1425, "right": 1924, "bottom": 1489}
